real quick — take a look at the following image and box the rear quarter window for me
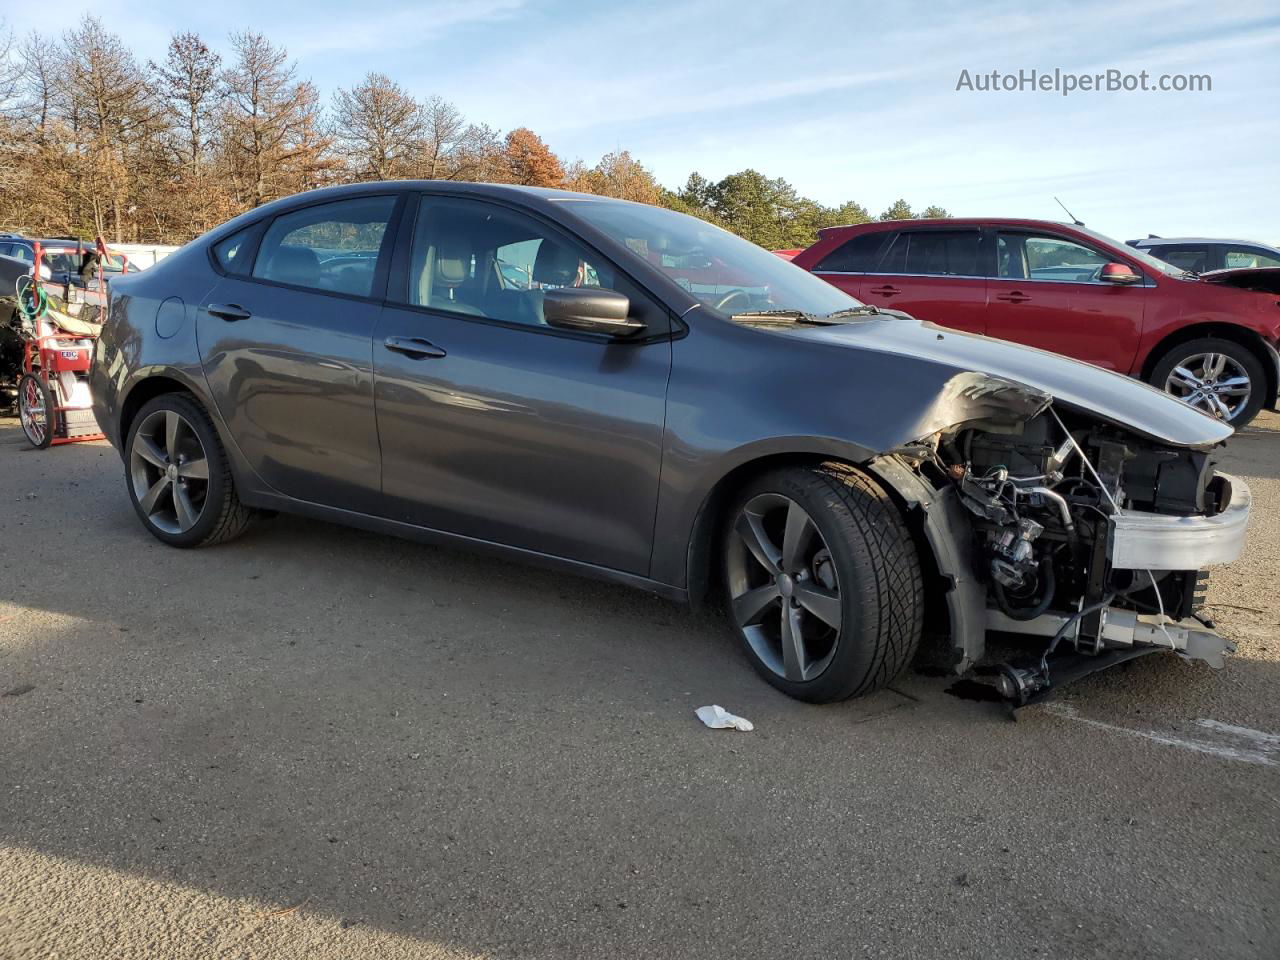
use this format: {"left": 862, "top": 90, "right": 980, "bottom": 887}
{"left": 813, "top": 232, "right": 888, "bottom": 273}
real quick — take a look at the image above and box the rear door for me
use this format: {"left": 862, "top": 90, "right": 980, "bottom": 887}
{"left": 986, "top": 229, "right": 1146, "bottom": 372}
{"left": 859, "top": 228, "right": 988, "bottom": 334}
{"left": 196, "top": 192, "right": 401, "bottom": 511}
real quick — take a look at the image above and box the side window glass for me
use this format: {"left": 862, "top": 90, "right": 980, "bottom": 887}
{"left": 402, "top": 195, "right": 663, "bottom": 332}
{"left": 253, "top": 195, "right": 396, "bottom": 296}
{"left": 1150, "top": 245, "right": 1210, "bottom": 273}
{"left": 1226, "top": 248, "right": 1280, "bottom": 269}
{"left": 1000, "top": 233, "right": 1108, "bottom": 282}
{"left": 814, "top": 233, "right": 886, "bottom": 273}
{"left": 212, "top": 226, "right": 255, "bottom": 275}
{"left": 901, "top": 230, "right": 980, "bottom": 276}
{"left": 878, "top": 233, "right": 908, "bottom": 274}
{"left": 997, "top": 235, "right": 1026, "bottom": 279}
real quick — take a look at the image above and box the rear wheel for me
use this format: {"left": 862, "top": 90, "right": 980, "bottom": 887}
{"left": 722, "top": 462, "right": 923, "bottom": 702}
{"left": 1148, "top": 337, "right": 1266, "bottom": 426}
{"left": 125, "top": 393, "right": 256, "bottom": 547}
{"left": 18, "top": 373, "right": 52, "bottom": 449}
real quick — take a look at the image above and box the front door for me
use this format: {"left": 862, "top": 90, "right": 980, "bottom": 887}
{"left": 985, "top": 230, "right": 1146, "bottom": 372}
{"left": 197, "top": 193, "right": 399, "bottom": 510}
{"left": 372, "top": 194, "right": 672, "bottom": 575}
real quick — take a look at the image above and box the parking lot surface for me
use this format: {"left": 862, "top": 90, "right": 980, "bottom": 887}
{"left": 2, "top": 411, "right": 1278, "bottom": 960}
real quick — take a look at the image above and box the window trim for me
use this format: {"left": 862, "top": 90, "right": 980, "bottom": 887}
{"left": 385, "top": 190, "right": 681, "bottom": 346}
{"left": 991, "top": 228, "right": 1155, "bottom": 287}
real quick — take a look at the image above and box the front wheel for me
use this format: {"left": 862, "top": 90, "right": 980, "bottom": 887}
{"left": 722, "top": 463, "right": 923, "bottom": 703}
{"left": 124, "top": 392, "right": 257, "bottom": 547}
{"left": 1148, "top": 338, "right": 1266, "bottom": 426}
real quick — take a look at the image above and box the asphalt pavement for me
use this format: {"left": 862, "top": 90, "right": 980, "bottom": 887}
{"left": 1, "top": 411, "right": 1277, "bottom": 959}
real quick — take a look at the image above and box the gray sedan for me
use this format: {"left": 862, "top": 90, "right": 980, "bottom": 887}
{"left": 91, "top": 183, "right": 1250, "bottom": 705}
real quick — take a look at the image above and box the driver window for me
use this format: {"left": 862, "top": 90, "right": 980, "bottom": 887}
{"left": 997, "top": 233, "right": 1109, "bottom": 283}
{"left": 402, "top": 196, "right": 666, "bottom": 333}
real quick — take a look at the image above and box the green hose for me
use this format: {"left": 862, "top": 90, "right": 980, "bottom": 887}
{"left": 16, "top": 277, "right": 48, "bottom": 322}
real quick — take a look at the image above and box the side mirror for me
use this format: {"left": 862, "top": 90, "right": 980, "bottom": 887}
{"left": 543, "top": 287, "right": 645, "bottom": 337}
{"left": 1099, "top": 262, "right": 1142, "bottom": 285}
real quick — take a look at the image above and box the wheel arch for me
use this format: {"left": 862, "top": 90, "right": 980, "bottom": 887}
{"left": 118, "top": 373, "right": 203, "bottom": 445}
{"left": 1141, "top": 322, "right": 1279, "bottom": 412}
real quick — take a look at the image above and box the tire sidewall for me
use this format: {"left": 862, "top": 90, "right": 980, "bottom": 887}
{"left": 124, "top": 393, "right": 230, "bottom": 547}
{"left": 1149, "top": 337, "right": 1267, "bottom": 426}
{"left": 723, "top": 466, "right": 907, "bottom": 702}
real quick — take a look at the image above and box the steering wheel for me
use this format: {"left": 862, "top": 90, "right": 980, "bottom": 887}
{"left": 714, "top": 289, "right": 750, "bottom": 312}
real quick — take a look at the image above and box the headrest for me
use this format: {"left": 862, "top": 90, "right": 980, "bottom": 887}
{"left": 267, "top": 245, "right": 320, "bottom": 287}
{"left": 532, "top": 239, "right": 580, "bottom": 286}
{"left": 435, "top": 243, "right": 468, "bottom": 287}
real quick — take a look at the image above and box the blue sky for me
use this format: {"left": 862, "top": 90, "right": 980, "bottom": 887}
{"left": 5, "top": 0, "right": 1278, "bottom": 242}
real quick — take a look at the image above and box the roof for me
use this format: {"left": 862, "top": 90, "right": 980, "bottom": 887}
{"left": 1129, "top": 236, "right": 1279, "bottom": 250}
{"left": 817, "top": 217, "right": 1076, "bottom": 237}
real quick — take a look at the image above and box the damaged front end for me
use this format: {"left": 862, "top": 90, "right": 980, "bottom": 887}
{"left": 870, "top": 377, "right": 1250, "bottom": 706}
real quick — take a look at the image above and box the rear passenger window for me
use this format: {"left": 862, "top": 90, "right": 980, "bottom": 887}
{"left": 877, "top": 231, "right": 981, "bottom": 276}
{"left": 813, "top": 233, "right": 886, "bottom": 273}
{"left": 253, "top": 195, "right": 396, "bottom": 297}
{"left": 1225, "top": 248, "right": 1280, "bottom": 269}
{"left": 902, "top": 231, "right": 980, "bottom": 276}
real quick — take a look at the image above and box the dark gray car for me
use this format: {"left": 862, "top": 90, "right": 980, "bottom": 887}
{"left": 91, "top": 183, "right": 1252, "bottom": 705}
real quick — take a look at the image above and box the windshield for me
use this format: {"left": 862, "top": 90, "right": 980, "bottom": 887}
{"left": 562, "top": 198, "right": 861, "bottom": 319}
{"left": 1075, "top": 225, "right": 1188, "bottom": 278}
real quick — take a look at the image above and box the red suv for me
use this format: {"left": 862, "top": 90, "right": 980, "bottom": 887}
{"left": 793, "top": 218, "right": 1280, "bottom": 425}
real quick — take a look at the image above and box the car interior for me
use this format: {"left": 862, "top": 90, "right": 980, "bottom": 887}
{"left": 408, "top": 208, "right": 605, "bottom": 327}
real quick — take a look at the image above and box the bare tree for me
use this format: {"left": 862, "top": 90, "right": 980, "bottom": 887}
{"left": 331, "top": 72, "right": 424, "bottom": 181}
{"left": 219, "top": 31, "right": 332, "bottom": 207}
{"left": 151, "top": 33, "right": 222, "bottom": 173}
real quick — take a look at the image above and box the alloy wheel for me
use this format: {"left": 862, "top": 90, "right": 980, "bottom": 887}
{"left": 726, "top": 493, "right": 843, "bottom": 682}
{"left": 1164, "top": 352, "right": 1252, "bottom": 421}
{"left": 129, "top": 409, "right": 211, "bottom": 534}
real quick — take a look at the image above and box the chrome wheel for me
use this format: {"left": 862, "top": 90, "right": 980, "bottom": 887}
{"left": 129, "top": 409, "right": 210, "bottom": 535}
{"left": 1164, "top": 351, "right": 1252, "bottom": 421}
{"left": 18, "top": 374, "right": 50, "bottom": 448}
{"left": 726, "top": 493, "right": 842, "bottom": 682}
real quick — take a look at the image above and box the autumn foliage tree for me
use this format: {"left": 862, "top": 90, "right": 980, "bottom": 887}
{"left": 0, "top": 16, "right": 949, "bottom": 249}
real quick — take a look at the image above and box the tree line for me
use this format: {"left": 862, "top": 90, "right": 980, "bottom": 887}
{"left": 0, "top": 17, "right": 949, "bottom": 250}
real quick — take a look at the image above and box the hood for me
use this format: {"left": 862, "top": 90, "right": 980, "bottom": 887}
{"left": 1199, "top": 266, "right": 1280, "bottom": 295}
{"left": 799, "top": 316, "right": 1233, "bottom": 449}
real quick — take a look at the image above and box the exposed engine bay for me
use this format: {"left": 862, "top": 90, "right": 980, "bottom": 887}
{"left": 881, "top": 402, "right": 1250, "bottom": 706}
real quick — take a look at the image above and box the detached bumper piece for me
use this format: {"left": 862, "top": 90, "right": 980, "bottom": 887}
{"left": 1108, "top": 474, "right": 1251, "bottom": 570}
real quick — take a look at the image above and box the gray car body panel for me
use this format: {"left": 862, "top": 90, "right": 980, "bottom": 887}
{"left": 91, "top": 182, "right": 1232, "bottom": 603}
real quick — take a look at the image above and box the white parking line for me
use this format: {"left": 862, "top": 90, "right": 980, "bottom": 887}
{"left": 1045, "top": 703, "right": 1279, "bottom": 768}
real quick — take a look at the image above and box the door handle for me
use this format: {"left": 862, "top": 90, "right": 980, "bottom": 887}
{"left": 207, "top": 302, "right": 251, "bottom": 321}
{"left": 995, "top": 291, "right": 1032, "bottom": 303}
{"left": 869, "top": 285, "right": 900, "bottom": 297}
{"left": 384, "top": 335, "right": 447, "bottom": 359}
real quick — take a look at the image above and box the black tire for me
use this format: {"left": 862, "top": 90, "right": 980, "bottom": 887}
{"left": 18, "top": 373, "right": 53, "bottom": 449}
{"left": 124, "top": 392, "right": 257, "bottom": 548}
{"left": 722, "top": 462, "right": 923, "bottom": 703}
{"left": 1147, "top": 337, "right": 1267, "bottom": 427}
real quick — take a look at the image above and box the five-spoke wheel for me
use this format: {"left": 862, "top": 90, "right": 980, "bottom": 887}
{"left": 722, "top": 463, "right": 923, "bottom": 702}
{"left": 124, "top": 393, "right": 257, "bottom": 547}
{"left": 129, "top": 408, "right": 211, "bottom": 535}
{"left": 728, "top": 493, "right": 842, "bottom": 683}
